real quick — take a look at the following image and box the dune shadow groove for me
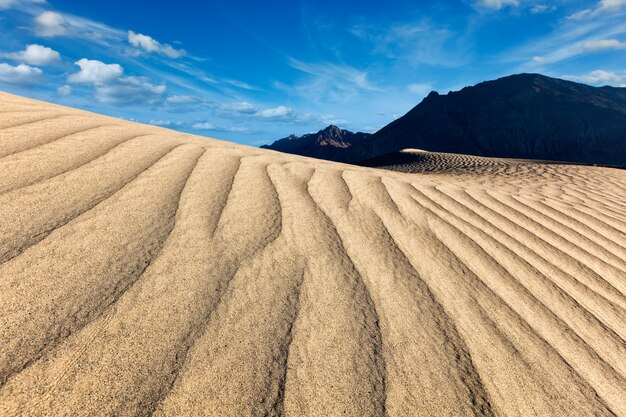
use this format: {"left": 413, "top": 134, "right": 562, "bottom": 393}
{"left": 348, "top": 178, "right": 496, "bottom": 417}
{"left": 306, "top": 174, "right": 388, "bottom": 415}
{"left": 523, "top": 197, "right": 626, "bottom": 255}
{"left": 0, "top": 114, "right": 73, "bottom": 131}
{"left": 412, "top": 185, "right": 626, "bottom": 310}
{"left": 0, "top": 143, "right": 184, "bottom": 265}
{"left": 455, "top": 189, "right": 626, "bottom": 308}
{"left": 0, "top": 124, "right": 117, "bottom": 160}
{"left": 426, "top": 213, "right": 624, "bottom": 414}
{"left": 150, "top": 158, "right": 286, "bottom": 416}
{"left": 0, "top": 145, "right": 205, "bottom": 391}
{"left": 424, "top": 223, "right": 620, "bottom": 416}
{"left": 0, "top": 132, "right": 155, "bottom": 195}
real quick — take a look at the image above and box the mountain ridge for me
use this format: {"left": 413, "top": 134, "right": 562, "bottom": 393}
{"left": 261, "top": 124, "right": 371, "bottom": 161}
{"left": 263, "top": 73, "right": 626, "bottom": 167}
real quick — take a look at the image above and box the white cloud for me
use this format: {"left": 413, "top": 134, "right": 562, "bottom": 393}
{"left": 68, "top": 59, "right": 165, "bottom": 105}
{"left": 192, "top": 122, "right": 214, "bottom": 130}
{"left": 34, "top": 11, "right": 67, "bottom": 37}
{"left": 4, "top": 44, "right": 60, "bottom": 65}
{"left": 94, "top": 76, "right": 166, "bottom": 105}
{"left": 289, "top": 59, "right": 379, "bottom": 92}
{"left": 68, "top": 58, "right": 123, "bottom": 83}
{"left": 564, "top": 69, "right": 626, "bottom": 86}
{"left": 0, "top": 63, "right": 42, "bottom": 86}
{"left": 531, "top": 38, "right": 626, "bottom": 64}
{"left": 0, "top": 0, "right": 45, "bottom": 10}
{"left": 217, "top": 101, "right": 308, "bottom": 122}
{"left": 128, "top": 31, "right": 185, "bottom": 58}
{"left": 475, "top": 0, "right": 519, "bottom": 10}
{"left": 581, "top": 39, "right": 626, "bottom": 51}
{"left": 33, "top": 10, "right": 124, "bottom": 42}
{"left": 57, "top": 84, "right": 71, "bottom": 95}
{"left": 255, "top": 105, "right": 293, "bottom": 119}
{"left": 220, "top": 101, "right": 257, "bottom": 114}
{"left": 530, "top": 4, "right": 550, "bottom": 14}
{"left": 149, "top": 119, "right": 182, "bottom": 127}
{"left": 569, "top": 0, "right": 626, "bottom": 19}
{"left": 226, "top": 126, "right": 252, "bottom": 133}
{"left": 166, "top": 95, "right": 200, "bottom": 104}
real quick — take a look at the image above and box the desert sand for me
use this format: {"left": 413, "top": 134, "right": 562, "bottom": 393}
{"left": 0, "top": 91, "right": 625, "bottom": 416}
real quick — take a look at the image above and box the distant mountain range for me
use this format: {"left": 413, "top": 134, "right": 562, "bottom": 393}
{"left": 261, "top": 125, "right": 370, "bottom": 161}
{"left": 262, "top": 74, "right": 626, "bottom": 167}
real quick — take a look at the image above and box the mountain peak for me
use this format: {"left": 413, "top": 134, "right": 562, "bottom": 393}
{"left": 261, "top": 125, "right": 371, "bottom": 159}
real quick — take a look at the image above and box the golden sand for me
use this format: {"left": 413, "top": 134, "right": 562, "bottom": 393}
{"left": 0, "top": 92, "right": 625, "bottom": 416}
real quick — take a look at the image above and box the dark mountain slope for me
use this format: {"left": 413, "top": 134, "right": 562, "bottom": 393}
{"left": 346, "top": 73, "right": 626, "bottom": 166}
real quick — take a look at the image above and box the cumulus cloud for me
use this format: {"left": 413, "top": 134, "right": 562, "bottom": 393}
{"left": 128, "top": 31, "right": 185, "bottom": 58}
{"left": 94, "top": 76, "right": 166, "bottom": 105}
{"left": 565, "top": 69, "right": 626, "bottom": 86}
{"left": 218, "top": 102, "right": 296, "bottom": 120}
{"left": 57, "top": 84, "right": 71, "bottom": 95}
{"left": 0, "top": 63, "right": 42, "bottom": 86}
{"left": 68, "top": 58, "right": 122, "bottom": 83}
{"left": 4, "top": 44, "right": 60, "bottom": 65}
{"left": 34, "top": 11, "right": 67, "bottom": 37}
{"left": 569, "top": 0, "right": 626, "bottom": 19}
{"left": 68, "top": 58, "right": 166, "bottom": 105}
{"left": 474, "top": 0, "right": 519, "bottom": 10}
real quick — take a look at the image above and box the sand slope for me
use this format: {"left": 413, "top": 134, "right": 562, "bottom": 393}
{"left": 0, "top": 92, "right": 625, "bottom": 416}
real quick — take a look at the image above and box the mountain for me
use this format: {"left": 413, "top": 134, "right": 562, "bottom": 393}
{"left": 261, "top": 125, "right": 371, "bottom": 160}
{"left": 349, "top": 73, "right": 626, "bottom": 166}
{"left": 266, "top": 74, "right": 626, "bottom": 167}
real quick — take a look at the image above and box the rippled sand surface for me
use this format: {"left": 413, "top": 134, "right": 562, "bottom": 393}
{"left": 1, "top": 92, "right": 625, "bottom": 416}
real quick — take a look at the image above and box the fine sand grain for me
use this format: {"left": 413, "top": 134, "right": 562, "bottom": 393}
{"left": 0, "top": 92, "right": 625, "bottom": 416}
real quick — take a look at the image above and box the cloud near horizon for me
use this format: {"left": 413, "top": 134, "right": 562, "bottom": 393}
{"left": 0, "top": 63, "right": 42, "bottom": 86}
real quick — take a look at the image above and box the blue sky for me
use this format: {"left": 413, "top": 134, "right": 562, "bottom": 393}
{"left": 0, "top": 0, "right": 625, "bottom": 145}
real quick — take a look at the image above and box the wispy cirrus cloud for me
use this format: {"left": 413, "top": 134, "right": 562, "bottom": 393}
{"left": 0, "top": 0, "right": 44, "bottom": 10}
{"left": 473, "top": 0, "right": 519, "bottom": 11}
{"left": 350, "top": 18, "right": 472, "bottom": 69}
{"left": 281, "top": 58, "right": 382, "bottom": 105}
{"left": 503, "top": 1, "right": 626, "bottom": 68}
{"left": 569, "top": 0, "right": 626, "bottom": 20}
{"left": 128, "top": 31, "right": 185, "bottom": 58}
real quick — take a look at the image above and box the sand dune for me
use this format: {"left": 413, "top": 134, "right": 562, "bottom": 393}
{"left": 0, "top": 92, "right": 625, "bottom": 416}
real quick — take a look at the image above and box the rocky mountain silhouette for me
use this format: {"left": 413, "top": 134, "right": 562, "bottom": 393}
{"left": 263, "top": 74, "right": 626, "bottom": 167}
{"left": 261, "top": 125, "right": 371, "bottom": 161}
